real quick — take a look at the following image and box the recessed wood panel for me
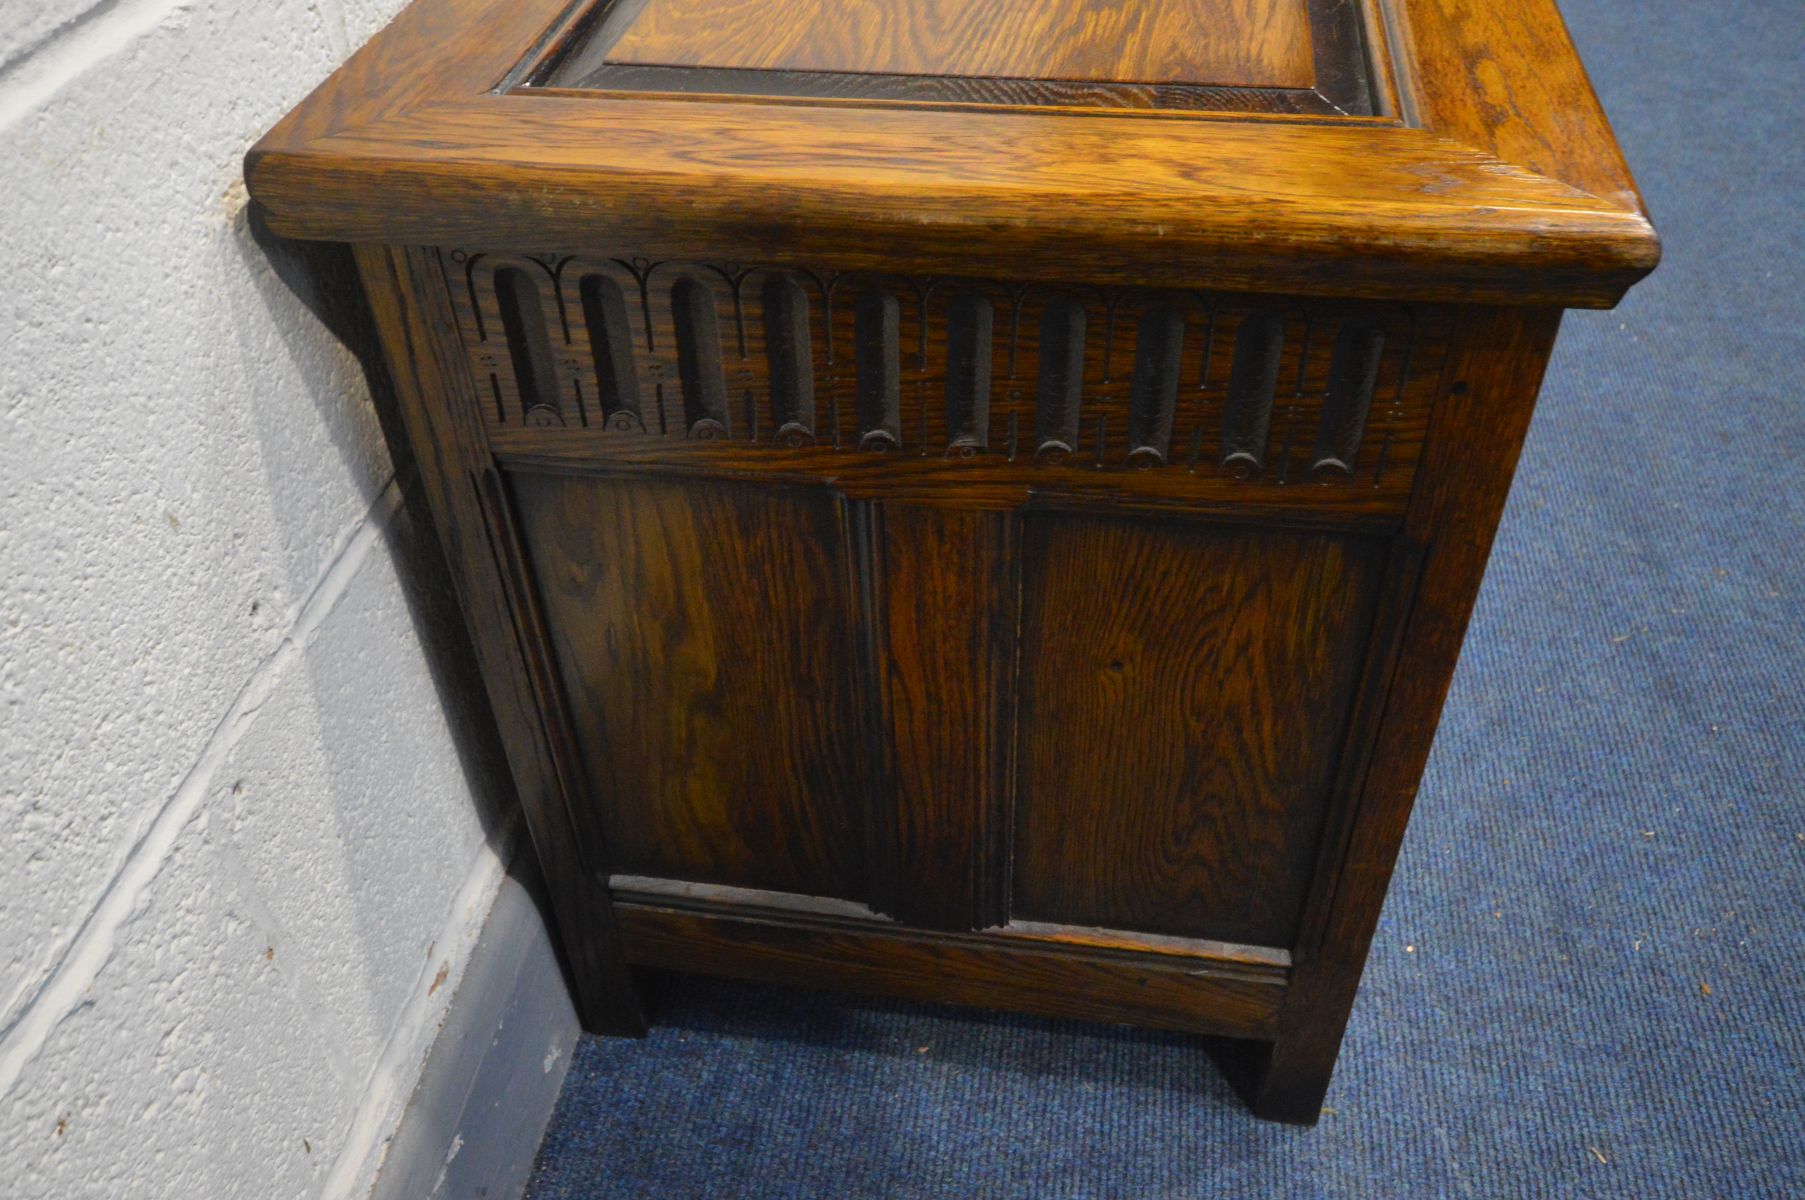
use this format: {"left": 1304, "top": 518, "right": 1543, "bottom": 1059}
{"left": 576, "top": 0, "right": 1316, "bottom": 88}
{"left": 508, "top": 471, "right": 869, "bottom": 900}
{"left": 868, "top": 505, "right": 1014, "bottom": 929}
{"left": 1012, "top": 513, "right": 1383, "bottom": 946}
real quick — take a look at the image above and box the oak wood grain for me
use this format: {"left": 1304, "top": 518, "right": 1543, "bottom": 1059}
{"left": 535, "top": 69, "right": 1347, "bottom": 116}
{"left": 576, "top": 0, "right": 1317, "bottom": 88}
{"left": 492, "top": 443, "right": 1416, "bottom": 524}
{"left": 868, "top": 505, "right": 1014, "bottom": 929}
{"left": 449, "top": 254, "right": 1448, "bottom": 516}
{"left": 245, "top": 0, "right": 1659, "bottom": 308}
{"left": 1013, "top": 514, "right": 1384, "bottom": 946}
{"left": 1400, "top": 0, "right": 1650, "bottom": 214}
{"left": 613, "top": 874, "right": 1294, "bottom": 966}
{"left": 541, "top": 0, "right": 1383, "bottom": 116}
{"left": 509, "top": 471, "right": 871, "bottom": 900}
{"left": 255, "top": 99, "right": 1656, "bottom": 307}
{"left": 611, "top": 891, "right": 1289, "bottom": 1038}
{"left": 1227, "top": 305, "right": 1565, "bottom": 1123}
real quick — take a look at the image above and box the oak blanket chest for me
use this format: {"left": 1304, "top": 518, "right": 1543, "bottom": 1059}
{"left": 248, "top": 0, "right": 1658, "bottom": 1122}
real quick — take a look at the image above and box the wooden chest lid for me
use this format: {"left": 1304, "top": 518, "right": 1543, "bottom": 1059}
{"left": 247, "top": 0, "right": 1659, "bottom": 306}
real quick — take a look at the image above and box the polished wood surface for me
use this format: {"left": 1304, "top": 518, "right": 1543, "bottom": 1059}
{"left": 510, "top": 472, "right": 870, "bottom": 900}
{"left": 246, "top": 0, "right": 1658, "bottom": 308}
{"left": 1403, "top": 0, "right": 1645, "bottom": 210}
{"left": 541, "top": 0, "right": 1369, "bottom": 116}
{"left": 1013, "top": 515, "right": 1384, "bottom": 946}
{"left": 443, "top": 251, "right": 1450, "bottom": 515}
{"left": 347, "top": 253, "right": 1603, "bottom": 1124}
{"left": 278, "top": 0, "right": 1658, "bottom": 1127}
{"left": 1218, "top": 304, "right": 1567, "bottom": 1122}
{"left": 568, "top": 0, "right": 1316, "bottom": 87}
{"left": 868, "top": 505, "right": 1015, "bottom": 930}
{"left": 611, "top": 881, "right": 1289, "bottom": 1038}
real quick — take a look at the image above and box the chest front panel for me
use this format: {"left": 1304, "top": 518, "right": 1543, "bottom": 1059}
{"left": 442, "top": 245, "right": 1448, "bottom": 956}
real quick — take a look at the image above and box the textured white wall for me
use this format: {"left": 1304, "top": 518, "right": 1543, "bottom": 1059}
{"left": 1, "top": 2, "right": 519, "bottom": 1196}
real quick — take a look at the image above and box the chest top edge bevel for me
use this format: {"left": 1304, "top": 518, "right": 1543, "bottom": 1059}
{"left": 244, "top": 0, "right": 1660, "bottom": 310}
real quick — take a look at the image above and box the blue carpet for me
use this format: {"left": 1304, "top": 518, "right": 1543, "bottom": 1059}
{"left": 525, "top": 2, "right": 1805, "bottom": 1195}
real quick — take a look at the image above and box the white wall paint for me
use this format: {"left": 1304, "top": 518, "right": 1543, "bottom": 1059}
{"left": 1, "top": 2, "right": 517, "bottom": 1195}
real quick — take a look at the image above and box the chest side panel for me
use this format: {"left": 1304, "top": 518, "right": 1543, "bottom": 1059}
{"left": 447, "top": 247, "right": 1451, "bottom": 957}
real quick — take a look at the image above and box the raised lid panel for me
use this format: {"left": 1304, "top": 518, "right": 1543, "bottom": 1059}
{"left": 573, "top": 0, "right": 1314, "bottom": 86}
{"left": 535, "top": 0, "right": 1377, "bottom": 114}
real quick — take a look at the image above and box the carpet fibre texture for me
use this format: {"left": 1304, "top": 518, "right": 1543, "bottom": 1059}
{"left": 524, "top": 2, "right": 1804, "bottom": 1195}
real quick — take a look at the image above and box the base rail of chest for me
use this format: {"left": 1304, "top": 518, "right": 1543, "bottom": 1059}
{"left": 609, "top": 876, "right": 1290, "bottom": 1040}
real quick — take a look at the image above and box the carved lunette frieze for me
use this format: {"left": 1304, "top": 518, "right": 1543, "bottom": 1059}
{"left": 445, "top": 249, "right": 1447, "bottom": 492}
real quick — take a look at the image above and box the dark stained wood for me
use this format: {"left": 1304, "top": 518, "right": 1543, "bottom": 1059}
{"left": 608, "top": 880, "right": 1288, "bottom": 1038}
{"left": 351, "top": 243, "right": 647, "bottom": 1035}
{"left": 509, "top": 471, "right": 870, "bottom": 900}
{"left": 260, "top": 0, "right": 1659, "bottom": 1128}
{"left": 1013, "top": 515, "right": 1384, "bottom": 946}
{"left": 531, "top": 67, "right": 1348, "bottom": 116}
{"left": 444, "top": 252, "right": 1447, "bottom": 509}
{"left": 868, "top": 505, "right": 1014, "bottom": 928}
{"left": 1001, "top": 918, "right": 1288, "bottom": 969}
{"left": 578, "top": 0, "right": 1317, "bottom": 87}
{"left": 494, "top": 444, "right": 1415, "bottom": 526}
{"left": 1223, "top": 305, "right": 1566, "bottom": 1123}
{"left": 611, "top": 873, "right": 1294, "bottom": 968}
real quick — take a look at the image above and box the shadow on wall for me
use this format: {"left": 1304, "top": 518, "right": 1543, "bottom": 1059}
{"left": 230, "top": 201, "right": 579, "bottom": 1006}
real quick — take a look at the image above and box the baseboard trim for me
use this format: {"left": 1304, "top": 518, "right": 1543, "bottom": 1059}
{"left": 370, "top": 861, "right": 578, "bottom": 1200}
